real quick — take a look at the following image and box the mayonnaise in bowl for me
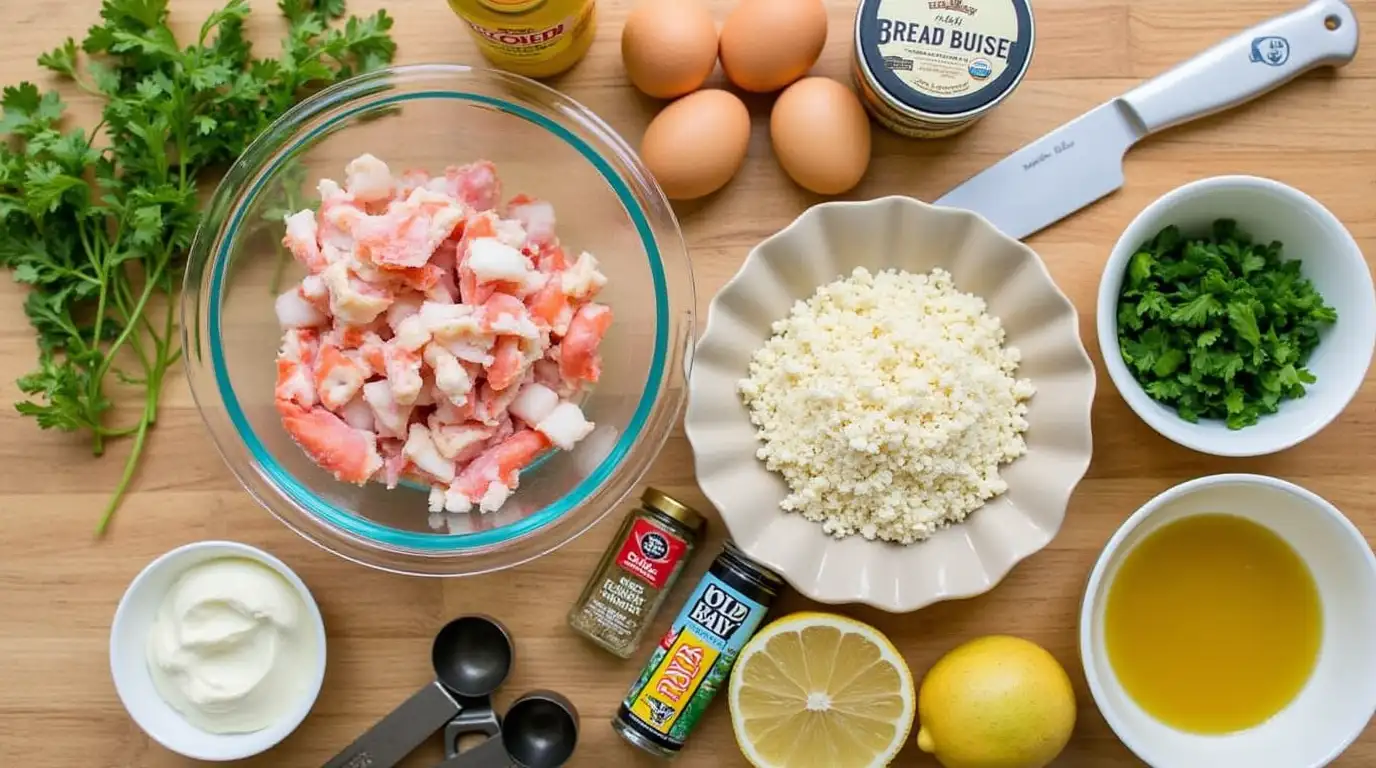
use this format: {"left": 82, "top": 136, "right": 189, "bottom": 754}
{"left": 146, "top": 557, "right": 320, "bottom": 734}
{"left": 110, "top": 540, "right": 327, "bottom": 761}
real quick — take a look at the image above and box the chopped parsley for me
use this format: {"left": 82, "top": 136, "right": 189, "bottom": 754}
{"left": 1116, "top": 219, "right": 1337, "bottom": 430}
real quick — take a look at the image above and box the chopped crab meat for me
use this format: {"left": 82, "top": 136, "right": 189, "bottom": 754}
{"left": 467, "top": 238, "right": 534, "bottom": 285}
{"left": 428, "top": 418, "right": 492, "bottom": 461}
{"left": 314, "top": 344, "right": 368, "bottom": 411}
{"left": 283, "top": 210, "right": 326, "bottom": 273}
{"left": 495, "top": 218, "right": 527, "bottom": 249}
{"left": 480, "top": 293, "right": 541, "bottom": 340}
{"left": 386, "top": 292, "right": 425, "bottom": 331}
{"left": 275, "top": 359, "right": 317, "bottom": 413}
{"left": 441, "top": 161, "right": 502, "bottom": 211}
{"left": 560, "top": 303, "right": 611, "bottom": 384}
{"left": 345, "top": 153, "right": 394, "bottom": 203}
{"left": 509, "top": 382, "right": 559, "bottom": 426}
{"left": 474, "top": 379, "right": 525, "bottom": 427}
{"left": 299, "top": 274, "right": 330, "bottom": 311}
{"left": 276, "top": 287, "right": 328, "bottom": 328}
{"left": 392, "top": 313, "right": 432, "bottom": 352}
{"left": 354, "top": 188, "right": 465, "bottom": 270}
{"left": 363, "top": 379, "right": 412, "bottom": 438}
{"left": 275, "top": 155, "right": 606, "bottom": 517}
{"left": 526, "top": 279, "right": 573, "bottom": 336}
{"left": 423, "top": 343, "right": 475, "bottom": 405}
{"left": 507, "top": 195, "right": 556, "bottom": 246}
{"left": 382, "top": 342, "right": 424, "bottom": 405}
{"left": 403, "top": 423, "right": 456, "bottom": 484}
{"left": 561, "top": 251, "right": 608, "bottom": 301}
{"left": 536, "top": 401, "right": 595, "bottom": 450}
{"left": 485, "top": 336, "right": 530, "bottom": 392}
{"left": 323, "top": 261, "right": 392, "bottom": 325}
{"left": 441, "top": 428, "right": 549, "bottom": 513}
{"left": 339, "top": 395, "right": 376, "bottom": 432}
{"left": 280, "top": 404, "right": 382, "bottom": 484}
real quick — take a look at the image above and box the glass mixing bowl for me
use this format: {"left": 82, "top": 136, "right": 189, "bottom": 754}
{"left": 183, "top": 65, "right": 693, "bottom": 576}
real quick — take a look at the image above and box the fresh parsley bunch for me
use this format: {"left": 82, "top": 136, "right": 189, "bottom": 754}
{"left": 1116, "top": 219, "right": 1337, "bottom": 430}
{"left": 0, "top": 0, "right": 396, "bottom": 534}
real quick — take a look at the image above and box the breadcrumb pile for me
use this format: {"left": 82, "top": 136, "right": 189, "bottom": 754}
{"left": 738, "top": 267, "right": 1034, "bottom": 544}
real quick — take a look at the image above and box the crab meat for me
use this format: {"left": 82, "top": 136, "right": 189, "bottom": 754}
{"left": 536, "top": 401, "right": 595, "bottom": 450}
{"left": 276, "top": 286, "right": 328, "bottom": 328}
{"left": 275, "top": 155, "right": 607, "bottom": 517}
{"left": 345, "top": 153, "right": 394, "bottom": 203}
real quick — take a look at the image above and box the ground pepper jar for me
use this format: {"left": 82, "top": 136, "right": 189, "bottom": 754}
{"left": 567, "top": 488, "right": 705, "bottom": 658}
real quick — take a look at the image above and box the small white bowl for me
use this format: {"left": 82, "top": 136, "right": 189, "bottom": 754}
{"left": 1080, "top": 474, "right": 1376, "bottom": 768}
{"left": 110, "top": 540, "right": 327, "bottom": 761}
{"left": 1097, "top": 176, "right": 1375, "bottom": 457}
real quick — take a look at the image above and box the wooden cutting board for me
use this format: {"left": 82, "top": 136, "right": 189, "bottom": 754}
{"left": 0, "top": 0, "right": 1373, "bottom": 765}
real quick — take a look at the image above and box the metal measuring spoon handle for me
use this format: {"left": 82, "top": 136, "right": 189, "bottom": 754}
{"left": 323, "top": 681, "right": 461, "bottom": 768}
{"left": 432, "top": 734, "right": 512, "bottom": 768}
{"left": 445, "top": 695, "right": 504, "bottom": 758}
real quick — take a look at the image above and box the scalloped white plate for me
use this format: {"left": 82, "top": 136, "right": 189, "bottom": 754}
{"left": 685, "top": 196, "right": 1095, "bottom": 613}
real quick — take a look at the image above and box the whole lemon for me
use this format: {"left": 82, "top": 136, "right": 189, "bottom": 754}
{"left": 915, "top": 635, "right": 1076, "bottom": 768}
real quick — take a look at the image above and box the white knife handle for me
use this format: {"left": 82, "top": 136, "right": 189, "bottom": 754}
{"left": 1121, "top": 0, "right": 1358, "bottom": 135}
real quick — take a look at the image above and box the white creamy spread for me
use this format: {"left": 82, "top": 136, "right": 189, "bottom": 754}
{"left": 146, "top": 557, "right": 318, "bottom": 734}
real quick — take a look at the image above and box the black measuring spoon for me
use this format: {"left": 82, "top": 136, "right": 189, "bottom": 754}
{"left": 324, "top": 615, "right": 515, "bottom": 768}
{"left": 433, "top": 691, "right": 580, "bottom": 768}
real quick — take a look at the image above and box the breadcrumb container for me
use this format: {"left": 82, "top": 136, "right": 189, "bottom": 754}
{"left": 852, "top": 0, "right": 1035, "bottom": 137}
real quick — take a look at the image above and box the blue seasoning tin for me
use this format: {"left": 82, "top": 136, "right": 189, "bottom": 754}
{"left": 852, "top": 0, "right": 1035, "bottom": 138}
{"left": 612, "top": 540, "right": 784, "bottom": 759}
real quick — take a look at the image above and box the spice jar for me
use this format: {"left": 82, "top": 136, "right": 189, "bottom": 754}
{"left": 567, "top": 488, "right": 705, "bottom": 658}
{"left": 613, "top": 540, "right": 785, "bottom": 759}
{"left": 852, "top": 0, "right": 1035, "bottom": 137}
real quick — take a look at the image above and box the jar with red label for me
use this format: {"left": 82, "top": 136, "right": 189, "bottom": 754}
{"left": 567, "top": 488, "right": 705, "bottom": 658}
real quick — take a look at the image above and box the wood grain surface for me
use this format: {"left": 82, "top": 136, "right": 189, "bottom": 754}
{"left": 1, "top": 0, "right": 1374, "bottom": 766}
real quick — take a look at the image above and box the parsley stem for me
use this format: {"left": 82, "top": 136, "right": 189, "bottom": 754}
{"left": 94, "top": 389, "right": 154, "bottom": 537}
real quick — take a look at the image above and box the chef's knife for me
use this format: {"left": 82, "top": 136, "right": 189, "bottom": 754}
{"left": 933, "top": 0, "right": 1359, "bottom": 241}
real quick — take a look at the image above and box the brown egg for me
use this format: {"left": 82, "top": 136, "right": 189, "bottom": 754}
{"left": 770, "top": 77, "right": 872, "bottom": 195}
{"left": 640, "top": 90, "right": 752, "bottom": 201}
{"left": 719, "top": 0, "right": 828, "bottom": 93}
{"left": 621, "top": 0, "right": 719, "bottom": 99}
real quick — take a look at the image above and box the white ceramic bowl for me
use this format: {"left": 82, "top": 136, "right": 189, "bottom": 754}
{"left": 685, "top": 196, "right": 1095, "bottom": 612}
{"left": 1080, "top": 474, "right": 1376, "bottom": 768}
{"left": 1097, "top": 176, "right": 1376, "bottom": 457}
{"left": 110, "top": 541, "right": 327, "bottom": 761}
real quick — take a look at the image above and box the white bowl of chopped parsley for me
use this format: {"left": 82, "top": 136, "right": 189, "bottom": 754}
{"left": 1097, "top": 175, "right": 1375, "bottom": 457}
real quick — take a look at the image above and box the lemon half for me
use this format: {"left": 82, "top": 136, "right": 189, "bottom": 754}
{"left": 728, "top": 612, "right": 915, "bottom": 768}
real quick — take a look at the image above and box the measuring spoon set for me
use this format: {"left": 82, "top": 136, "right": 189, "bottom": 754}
{"left": 324, "top": 615, "right": 580, "bottom": 768}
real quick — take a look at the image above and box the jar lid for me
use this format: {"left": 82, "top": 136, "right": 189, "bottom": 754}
{"left": 854, "top": 0, "right": 1035, "bottom": 120}
{"left": 641, "top": 488, "right": 707, "bottom": 533}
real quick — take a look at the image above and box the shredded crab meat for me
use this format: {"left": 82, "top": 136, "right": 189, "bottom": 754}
{"left": 273, "top": 155, "right": 610, "bottom": 517}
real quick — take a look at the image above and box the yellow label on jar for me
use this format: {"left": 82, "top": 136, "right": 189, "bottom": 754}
{"left": 872, "top": 0, "right": 1021, "bottom": 100}
{"left": 448, "top": 0, "right": 596, "bottom": 79}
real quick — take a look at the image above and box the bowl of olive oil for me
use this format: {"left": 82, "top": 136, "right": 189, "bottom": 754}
{"left": 1080, "top": 474, "right": 1376, "bottom": 768}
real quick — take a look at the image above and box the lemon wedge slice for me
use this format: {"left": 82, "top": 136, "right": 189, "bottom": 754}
{"left": 728, "top": 611, "right": 915, "bottom": 768}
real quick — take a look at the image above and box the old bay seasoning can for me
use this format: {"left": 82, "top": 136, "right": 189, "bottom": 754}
{"left": 446, "top": 0, "right": 596, "bottom": 79}
{"left": 568, "top": 488, "right": 705, "bottom": 658}
{"left": 614, "top": 540, "right": 785, "bottom": 759}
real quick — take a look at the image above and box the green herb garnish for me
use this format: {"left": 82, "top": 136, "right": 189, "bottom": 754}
{"left": 1116, "top": 219, "right": 1337, "bottom": 430}
{"left": 0, "top": 0, "right": 396, "bottom": 534}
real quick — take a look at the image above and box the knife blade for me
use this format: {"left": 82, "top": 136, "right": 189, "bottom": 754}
{"left": 934, "top": 0, "right": 1360, "bottom": 241}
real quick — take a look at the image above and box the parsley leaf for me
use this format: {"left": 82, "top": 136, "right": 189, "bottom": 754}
{"left": 1116, "top": 219, "right": 1337, "bottom": 431}
{"left": 0, "top": 0, "right": 396, "bottom": 535}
